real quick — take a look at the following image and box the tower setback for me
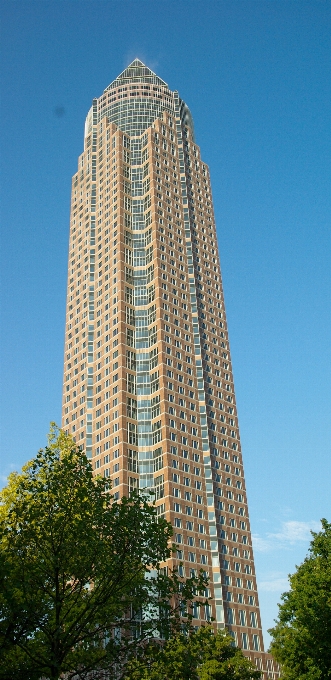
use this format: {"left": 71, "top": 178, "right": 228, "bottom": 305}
{"left": 62, "top": 60, "right": 279, "bottom": 679}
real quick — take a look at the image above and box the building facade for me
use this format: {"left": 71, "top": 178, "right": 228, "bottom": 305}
{"left": 62, "top": 60, "right": 279, "bottom": 678}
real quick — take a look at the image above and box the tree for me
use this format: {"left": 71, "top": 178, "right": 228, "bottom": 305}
{"left": 269, "top": 519, "right": 331, "bottom": 680}
{"left": 0, "top": 426, "right": 208, "bottom": 680}
{"left": 123, "top": 626, "right": 261, "bottom": 680}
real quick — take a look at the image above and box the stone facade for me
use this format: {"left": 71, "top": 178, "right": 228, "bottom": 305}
{"left": 62, "top": 59, "right": 279, "bottom": 679}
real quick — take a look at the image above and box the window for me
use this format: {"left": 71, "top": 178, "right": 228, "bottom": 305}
{"left": 127, "top": 422, "right": 137, "bottom": 445}
{"left": 150, "top": 347, "right": 158, "bottom": 369}
{"left": 127, "top": 397, "right": 137, "bottom": 418}
{"left": 227, "top": 608, "right": 235, "bottom": 625}
{"left": 152, "top": 420, "right": 162, "bottom": 444}
{"left": 125, "top": 286, "right": 133, "bottom": 304}
{"left": 148, "top": 283, "right": 155, "bottom": 303}
{"left": 126, "top": 328, "right": 135, "bottom": 347}
{"left": 192, "top": 602, "right": 200, "bottom": 619}
{"left": 125, "top": 306, "right": 135, "bottom": 325}
{"left": 241, "top": 633, "right": 248, "bottom": 650}
{"left": 128, "top": 449, "right": 138, "bottom": 472}
{"left": 151, "top": 394, "right": 160, "bottom": 418}
{"left": 126, "top": 373, "right": 136, "bottom": 394}
{"left": 239, "top": 610, "right": 246, "bottom": 626}
{"left": 148, "top": 304, "right": 156, "bottom": 325}
{"left": 129, "top": 477, "right": 138, "bottom": 493}
{"left": 154, "top": 446, "right": 163, "bottom": 472}
{"left": 250, "top": 612, "right": 257, "bottom": 628}
{"left": 156, "top": 503, "right": 165, "bottom": 517}
{"left": 154, "top": 474, "right": 164, "bottom": 500}
{"left": 126, "top": 350, "right": 136, "bottom": 369}
{"left": 151, "top": 370, "right": 159, "bottom": 393}
{"left": 252, "top": 635, "right": 260, "bottom": 651}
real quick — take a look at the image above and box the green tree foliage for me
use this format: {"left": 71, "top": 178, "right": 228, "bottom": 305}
{"left": 269, "top": 519, "right": 331, "bottom": 680}
{"left": 0, "top": 426, "right": 208, "bottom": 680}
{"left": 124, "top": 626, "right": 261, "bottom": 680}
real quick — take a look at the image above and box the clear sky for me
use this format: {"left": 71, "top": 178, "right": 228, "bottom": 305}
{"left": 0, "top": 0, "right": 330, "bottom": 648}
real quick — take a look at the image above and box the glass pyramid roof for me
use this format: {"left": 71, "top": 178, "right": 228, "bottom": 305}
{"left": 105, "top": 59, "right": 168, "bottom": 90}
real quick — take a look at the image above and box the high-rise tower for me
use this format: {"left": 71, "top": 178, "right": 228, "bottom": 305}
{"left": 62, "top": 60, "right": 279, "bottom": 678}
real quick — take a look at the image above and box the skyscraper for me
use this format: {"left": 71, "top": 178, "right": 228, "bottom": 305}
{"left": 62, "top": 60, "right": 279, "bottom": 678}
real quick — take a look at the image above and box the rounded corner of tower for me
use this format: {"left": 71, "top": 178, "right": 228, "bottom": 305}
{"left": 84, "top": 107, "right": 93, "bottom": 139}
{"left": 182, "top": 104, "right": 195, "bottom": 142}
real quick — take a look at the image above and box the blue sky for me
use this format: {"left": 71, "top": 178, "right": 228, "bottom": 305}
{"left": 0, "top": 0, "right": 330, "bottom": 647}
